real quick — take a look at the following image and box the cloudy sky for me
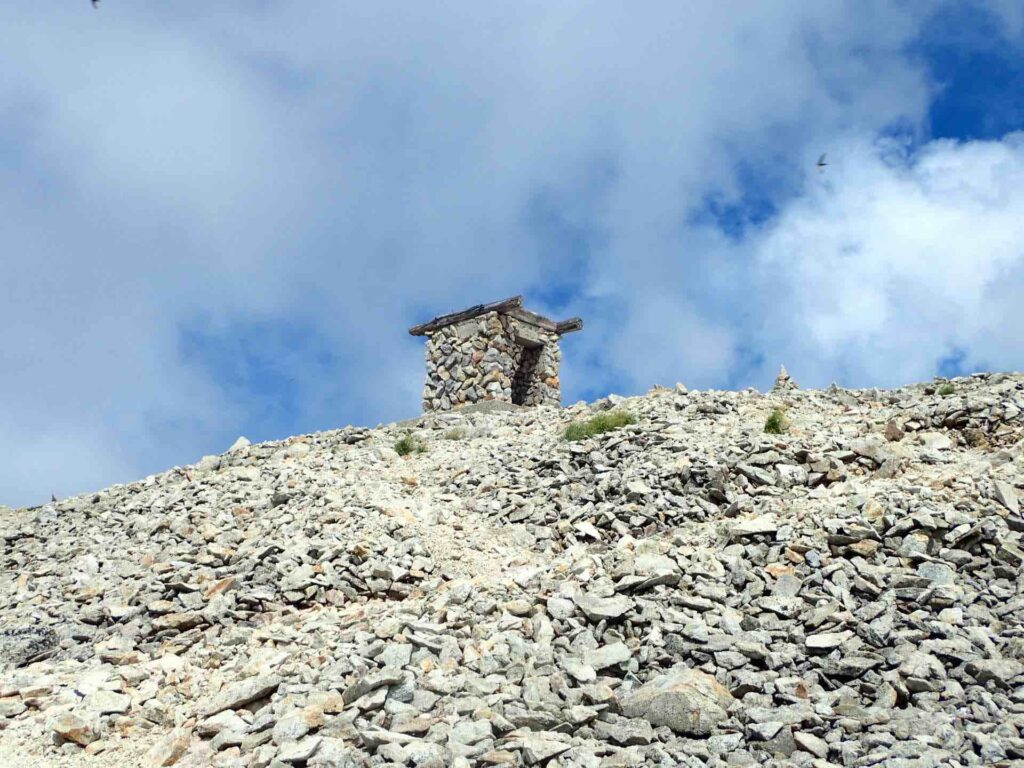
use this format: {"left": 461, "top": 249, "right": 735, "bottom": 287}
{"left": 2, "top": 2, "right": 1023, "bottom": 506}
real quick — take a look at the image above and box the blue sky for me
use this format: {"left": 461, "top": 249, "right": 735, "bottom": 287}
{"left": 1, "top": 2, "right": 1023, "bottom": 506}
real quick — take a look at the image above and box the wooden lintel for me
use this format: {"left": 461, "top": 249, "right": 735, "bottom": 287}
{"left": 508, "top": 309, "right": 582, "bottom": 335}
{"left": 506, "top": 307, "right": 557, "bottom": 332}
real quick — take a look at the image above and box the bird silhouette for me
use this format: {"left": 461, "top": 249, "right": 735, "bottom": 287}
{"left": 51, "top": 492, "right": 58, "bottom": 503}
{"left": 817, "top": 153, "right": 828, "bottom": 172}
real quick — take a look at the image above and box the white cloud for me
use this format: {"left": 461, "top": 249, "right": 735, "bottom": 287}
{"left": 0, "top": 2, "right": 1017, "bottom": 505}
{"left": 748, "top": 132, "right": 1024, "bottom": 386}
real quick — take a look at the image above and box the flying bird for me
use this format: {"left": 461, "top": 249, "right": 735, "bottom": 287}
{"left": 817, "top": 153, "right": 828, "bottom": 172}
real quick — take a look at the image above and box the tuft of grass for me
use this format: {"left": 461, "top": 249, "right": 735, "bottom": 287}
{"left": 394, "top": 433, "right": 427, "bottom": 456}
{"left": 937, "top": 382, "right": 955, "bottom": 396}
{"left": 564, "top": 410, "right": 636, "bottom": 442}
{"left": 443, "top": 427, "right": 466, "bottom": 441}
{"left": 764, "top": 408, "right": 790, "bottom": 435}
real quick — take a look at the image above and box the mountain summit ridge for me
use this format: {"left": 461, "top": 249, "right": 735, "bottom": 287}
{"left": 2, "top": 372, "right": 1024, "bottom": 766}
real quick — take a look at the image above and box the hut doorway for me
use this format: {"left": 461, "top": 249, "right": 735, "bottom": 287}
{"left": 511, "top": 344, "right": 541, "bottom": 405}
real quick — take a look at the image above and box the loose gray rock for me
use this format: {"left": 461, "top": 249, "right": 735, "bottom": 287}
{"left": 993, "top": 479, "right": 1019, "bottom": 513}
{"left": 619, "top": 668, "right": 734, "bottom": 736}
{"left": 202, "top": 675, "right": 281, "bottom": 716}
{"left": 0, "top": 626, "right": 58, "bottom": 668}
{"left": 49, "top": 713, "right": 97, "bottom": 746}
{"left": 573, "top": 592, "right": 633, "bottom": 622}
{"left": 585, "top": 642, "right": 632, "bottom": 670}
{"left": 3, "top": 371, "right": 1024, "bottom": 766}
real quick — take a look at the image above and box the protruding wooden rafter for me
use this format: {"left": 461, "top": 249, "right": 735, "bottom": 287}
{"left": 555, "top": 317, "right": 583, "bottom": 334}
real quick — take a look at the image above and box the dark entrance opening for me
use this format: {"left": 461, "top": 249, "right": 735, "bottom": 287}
{"left": 511, "top": 343, "right": 541, "bottom": 405}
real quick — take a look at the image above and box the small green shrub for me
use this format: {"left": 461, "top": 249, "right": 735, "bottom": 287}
{"left": 764, "top": 408, "right": 790, "bottom": 435}
{"left": 564, "top": 410, "right": 636, "bottom": 441}
{"left": 937, "top": 382, "right": 955, "bottom": 396}
{"left": 443, "top": 427, "right": 466, "bottom": 441}
{"left": 394, "top": 434, "right": 426, "bottom": 456}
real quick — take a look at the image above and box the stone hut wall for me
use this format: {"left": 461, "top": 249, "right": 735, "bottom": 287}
{"left": 421, "top": 311, "right": 561, "bottom": 412}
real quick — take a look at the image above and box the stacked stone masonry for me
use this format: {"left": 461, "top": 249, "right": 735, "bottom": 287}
{"left": 422, "top": 311, "right": 562, "bottom": 412}
{"left": 410, "top": 296, "right": 582, "bottom": 413}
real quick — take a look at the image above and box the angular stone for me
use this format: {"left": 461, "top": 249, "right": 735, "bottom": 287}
{"left": 545, "top": 597, "right": 574, "bottom": 620}
{"left": 196, "top": 710, "right": 248, "bottom": 738}
{"left": 228, "top": 436, "right": 251, "bottom": 452}
{"left": 202, "top": 675, "right": 281, "bottom": 717}
{"left": 584, "top": 642, "right": 632, "bottom": 670}
{"left": 919, "top": 432, "right": 953, "bottom": 451}
{"left": 342, "top": 669, "right": 405, "bottom": 705}
{"left": 278, "top": 735, "right": 322, "bottom": 763}
{"left": 50, "top": 713, "right": 98, "bottom": 746}
{"left": 308, "top": 738, "right": 362, "bottom": 767}
{"left": 87, "top": 689, "right": 131, "bottom": 715}
{"left": 573, "top": 592, "right": 633, "bottom": 622}
{"left": 817, "top": 656, "right": 882, "bottom": 678}
{"left": 0, "top": 698, "right": 27, "bottom": 718}
{"left": 273, "top": 710, "right": 314, "bottom": 745}
{"left": 850, "top": 436, "right": 888, "bottom": 463}
{"left": 805, "top": 631, "right": 853, "bottom": 651}
{"left": 508, "top": 732, "right": 571, "bottom": 765}
{"left": 993, "top": 480, "right": 1019, "bottom": 514}
{"left": 378, "top": 643, "right": 414, "bottom": 668}
{"left": 737, "top": 464, "right": 775, "bottom": 486}
{"left": 619, "top": 668, "right": 733, "bottom": 736}
{"left": 965, "top": 659, "right": 1024, "bottom": 686}
{"left": 0, "top": 626, "right": 59, "bottom": 667}
{"left": 884, "top": 420, "right": 904, "bottom": 442}
{"left": 917, "top": 561, "right": 956, "bottom": 585}
{"left": 561, "top": 657, "right": 597, "bottom": 683}
{"left": 624, "top": 479, "right": 652, "bottom": 497}
{"left": 146, "top": 728, "right": 192, "bottom": 766}
{"left": 794, "top": 731, "right": 828, "bottom": 758}
{"left": 731, "top": 515, "right": 778, "bottom": 538}
{"left": 450, "top": 719, "right": 492, "bottom": 745}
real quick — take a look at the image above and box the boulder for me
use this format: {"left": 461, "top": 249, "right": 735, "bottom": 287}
{"left": 619, "top": 668, "right": 733, "bottom": 736}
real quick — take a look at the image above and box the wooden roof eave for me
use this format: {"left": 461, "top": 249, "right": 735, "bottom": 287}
{"left": 408, "top": 296, "right": 523, "bottom": 336}
{"left": 408, "top": 295, "right": 584, "bottom": 337}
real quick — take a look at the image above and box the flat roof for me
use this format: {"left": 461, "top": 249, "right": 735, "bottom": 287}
{"left": 408, "top": 295, "right": 583, "bottom": 336}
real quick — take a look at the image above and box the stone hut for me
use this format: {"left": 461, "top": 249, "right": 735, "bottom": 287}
{"left": 409, "top": 296, "right": 583, "bottom": 412}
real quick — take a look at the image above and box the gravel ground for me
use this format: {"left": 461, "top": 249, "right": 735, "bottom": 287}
{"left": 2, "top": 370, "right": 1023, "bottom": 766}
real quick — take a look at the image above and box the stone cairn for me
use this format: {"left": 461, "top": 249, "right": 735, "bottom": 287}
{"left": 772, "top": 364, "right": 799, "bottom": 393}
{"left": 409, "top": 296, "right": 582, "bottom": 412}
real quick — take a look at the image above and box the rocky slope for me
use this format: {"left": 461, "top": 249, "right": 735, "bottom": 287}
{"left": 2, "top": 371, "right": 1024, "bottom": 768}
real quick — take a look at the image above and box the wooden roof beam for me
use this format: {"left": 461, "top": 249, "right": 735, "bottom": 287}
{"left": 408, "top": 295, "right": 523, "bottom": 336}
{"left": 408, "top": 295, "right": 583, "bottom": 337}
{"left": 555, "top": 317, "right": 583, "bottom": 334}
